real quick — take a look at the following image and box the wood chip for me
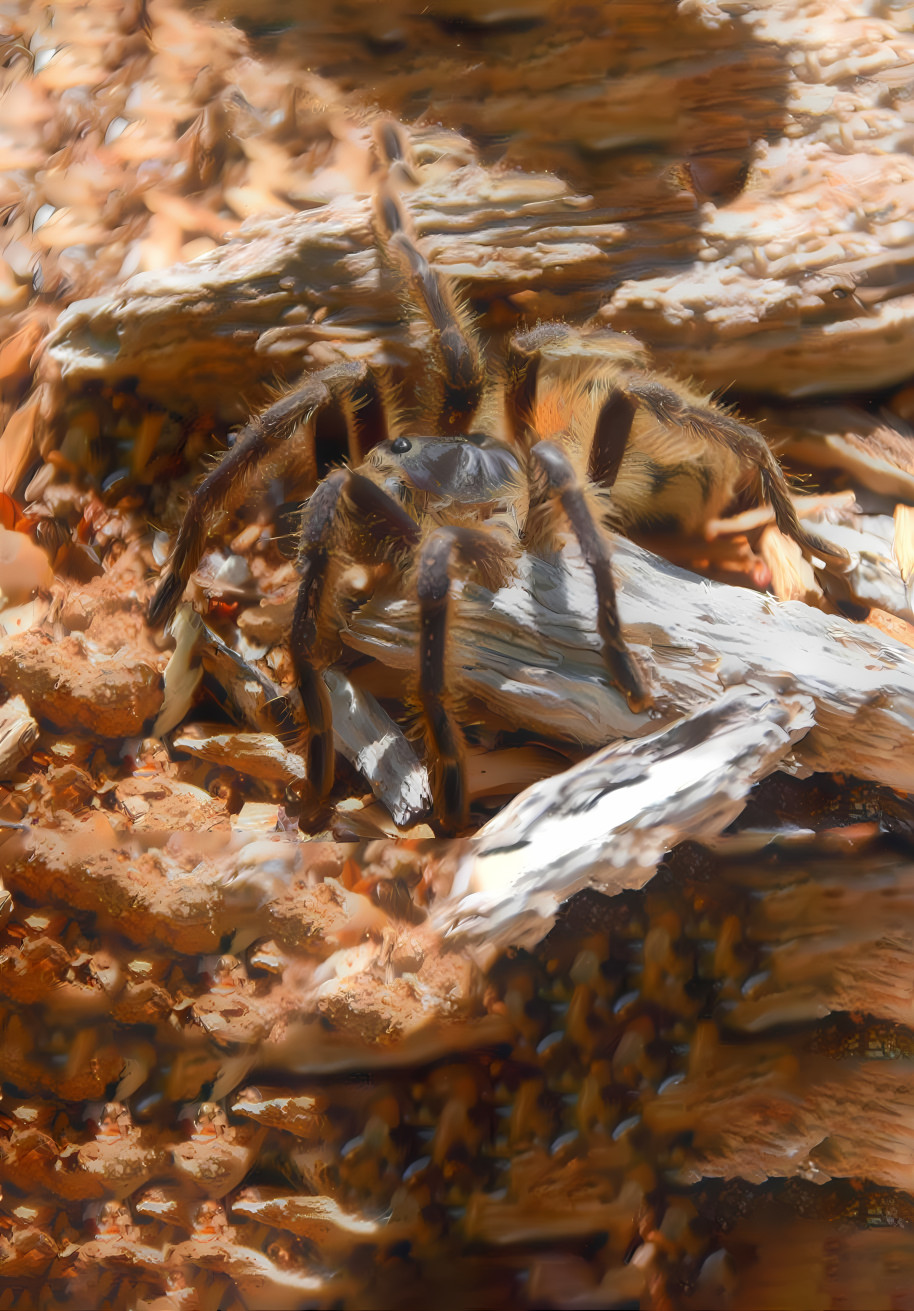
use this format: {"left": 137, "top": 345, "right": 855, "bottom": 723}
{"left": 441, "top": 686, "right": 814, "bottom": 952}
{"left": 0, "top": 694, "right": 38, "bottom": 778}
{"left": 173, "top": 725, "right": 305, "bottom": 783}
{"left": 346, "top": 535, "right": 914, "bottom": 792}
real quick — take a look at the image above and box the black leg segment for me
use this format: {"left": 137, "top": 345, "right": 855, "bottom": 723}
{"left": 416, "top": 527, "right": 468, "bottom": 834}
{"left": 291, "top": 469, "right": 422, "bottom": 804}
{"left": 529, "top": 439, "right": 649, "bottom": 709}
{"left": 589, "top": 389, "right": 637, "bottom": 489}
{"left": 375, "top": 186, "right": 485, "bottom": 434}
{"left": 149, "top": 361, "right": 365, "bottom": 628}
{"left": 291, "top": 470, "right": 348, "bottom": 801}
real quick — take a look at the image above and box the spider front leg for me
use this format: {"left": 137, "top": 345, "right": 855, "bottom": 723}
{"left": 148, "top": 360, "right": 367, "bottom": 627}
{"left": 294, "top": 485, "right": 502, "bottom": 832}
{"left": 415, "top": 524, "right": 511, "bottom": 835}
{"left": 526, "top": 429, "right": 650, "bottom": 711}
{"left": 416, "top": 529, "right": 465, "bottom": 833}
{"left": 292, "top": 470, "right": 420, "bottom": 802}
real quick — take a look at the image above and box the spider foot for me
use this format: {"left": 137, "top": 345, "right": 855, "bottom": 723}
{"left": 599, "top": 617, "right": 651, "bottom": 715}
{"left": 428, "top": 757, "right": 466, "bottom": 838}
{"left": 625, "top": 687, "right": 653, "bottom": 716}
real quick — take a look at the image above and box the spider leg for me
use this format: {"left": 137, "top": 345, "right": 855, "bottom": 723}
{"left": 504, "top": 340, "right": 638, "bottom": 704}
{"left": 416, "top": 529, "right": 465, "bottom": 834}
{"left": 588, "top": 389, "right": 638, "bottom": 487}
{"left": 374, "top": 186, "right": 485, "bottom": 434}
{"left": 341, "top": 369, "right": 391, "bottom": 466}
{"left": 149, "top": 360, "right": 366, "bottom": 627}
{"left": 527, "top": 437, "right": 649, "bottom": 710}
{"left": 503, "top": 323, "right": 572, "bottom": 447}
{"left": 628, "top": 380, "right": 850, "bottom": 568}
{"left": 373, "top": 119, "right": 420, "bottom": 188}
{"left": 292, "top": 469, "right": 420, "bottom": 801}
{"left": 416, "top": 524, "right": 509, "bottom": 834}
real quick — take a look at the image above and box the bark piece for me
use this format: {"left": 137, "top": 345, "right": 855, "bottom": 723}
{"left": 172, "top": 725, "right": 306, "bottom": 784}
{"left": 645, "top": 1033, "right": 914, "bottom": 1194}
{"left": 0, "top": 693, "right": 38, "bottom": 777}
{"left": 442, "top": 687, "right": 813, "bottom": 951}
{"left": 231, "top": 1190, "right": 401, "bottom": 1249}
{"left": 346, "top": 536, "right": 914, "bottom": 790}
{"left": 763, "top": 403, "right": 914, "bottom": 503}
{"left": 0, "top": 825, "right": 320, "bottom": 955}
{"left": 0, "top": 628, "right": 163, "bottom": 737}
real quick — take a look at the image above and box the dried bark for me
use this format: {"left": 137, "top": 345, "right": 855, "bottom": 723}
{"left": 36, "top": 0, "right": 914, "bottom": 421}
{"left": 4, "top": 3, "right": 914, "bottom": 1309}
{"left": 348, "top": 532, "right": 914, "bottom": 785}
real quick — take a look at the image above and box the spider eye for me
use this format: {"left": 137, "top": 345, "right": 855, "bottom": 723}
{"left": 391, "top": 437, "right": 412, "bottom": 454}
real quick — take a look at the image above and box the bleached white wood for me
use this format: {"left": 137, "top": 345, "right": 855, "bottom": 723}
{"left": 324, "top": 671, "right": 431, "bottom": 827}
{"left": 440, "top": 686, "right": 814, "bottom": 951}
{"left": 345, "top": 534, "right": 914, "bottom": 790}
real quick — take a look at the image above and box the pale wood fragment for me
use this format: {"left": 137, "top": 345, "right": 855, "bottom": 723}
{"left": 346, "top": 536, "right": 914, "bottom": 788}
{"left": 894, "top": 503, "right": 914, "bottom": 606}
{"left": 231, "top": 1191, "right": 404, "bottom": 1249}
{"left": 172, "top": 725, "right": 306, "bottom": 784}
{"left": 0, "top": 694, "right": 38, "bottom": 778}
{"left": 441, "top": 686, "right": 814, "bottom": 951}
{"left": 325, "top": 670, "right": 432, "bottom": 827}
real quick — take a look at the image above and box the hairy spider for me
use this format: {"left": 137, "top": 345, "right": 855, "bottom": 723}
{"left": 149, "top": 122, "right": 848, "bottom": 835}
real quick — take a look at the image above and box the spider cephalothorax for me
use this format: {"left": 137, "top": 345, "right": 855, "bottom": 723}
{"left": 149, "top": 121, "right": 848, "bottom": 835}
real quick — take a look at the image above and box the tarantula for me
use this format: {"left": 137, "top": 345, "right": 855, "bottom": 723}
{"left": 149, "top": 122, "right": 848, "bottom": 835}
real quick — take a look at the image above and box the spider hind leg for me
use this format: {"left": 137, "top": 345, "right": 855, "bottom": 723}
{"left": 628, "top": 380, "right": 851, "bottom": 569}
{"left": 588, "top": 389, "right": 637, "bottom": 488}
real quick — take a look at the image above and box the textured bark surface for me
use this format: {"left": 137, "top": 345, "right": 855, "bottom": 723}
{"left": 4, "top": 2, "right": 914, "bottom": 1309}
{"left": 42, "top": 0, "right": 914, "bottom": 414}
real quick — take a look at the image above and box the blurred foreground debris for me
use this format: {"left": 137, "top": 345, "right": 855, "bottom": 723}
{"left": 7, "top": 790, "right": 914, "bottom": 1306}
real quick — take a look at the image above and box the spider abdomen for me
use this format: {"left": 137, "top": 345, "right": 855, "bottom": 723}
{"left": 609, "top": 416, "right": 746, "bottom": 534}
{"left": 530, "top": 362, "right": 745, "bottom": 536}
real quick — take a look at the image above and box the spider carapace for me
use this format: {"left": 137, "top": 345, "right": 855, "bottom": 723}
{"left": 149, "top": 121, "right": 848, "bottom": 835}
